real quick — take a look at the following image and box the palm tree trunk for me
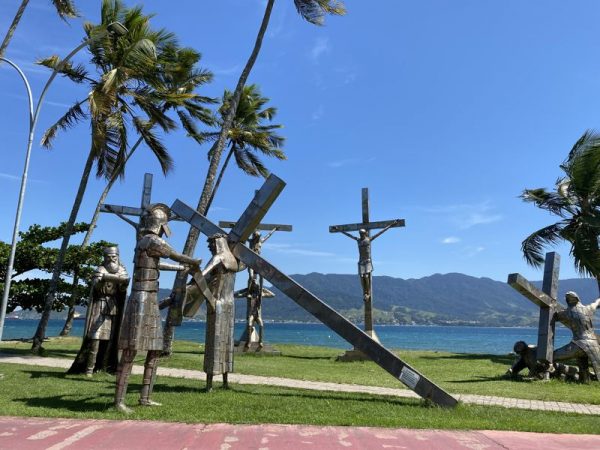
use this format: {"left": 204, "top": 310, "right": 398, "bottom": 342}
{"left": 59, "top": 270, "right": 79, "bottom": 336}
{"left": 32, "top": 148, "right": 96, "bottom": 353}
{"left": 205, "top": 146, "right": 235, "bottom": 213}
{"left": 0, "top": 0, "right": 30, "bottom": 58}
{"left": 81, "top": 136, "right": 144, "bottom": 248}
{"left": 162, "top": 0, "right": 275, "bottom": 355}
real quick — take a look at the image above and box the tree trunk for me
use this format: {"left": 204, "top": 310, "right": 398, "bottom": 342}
{"left": 32, "top": 148, "right": 96, "bottom": 353}
{"left": 162, "top": 0, "right": 275, "bottom": 356}
{"left": 59, "top": 270, "right": 80, "bottom": 336}
{"left": 205, "top": 146, "right": 235, "bottom": 213}
{"left": 0, "top": 0, "right": 30, "bottom": 58}
{"left": 81, "top": 136, "right": 144, "bottom": 248}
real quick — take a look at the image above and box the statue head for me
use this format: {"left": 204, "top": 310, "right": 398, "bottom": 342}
{"left": 513, "top": 340, "right": 528, "bottom": 354}
{"left": 359, "top": 229, "right": 368, "bottom": 238}
{"left": 207, "top": 233, "right": 238, "bottom": 271}
{"left": 140, "top": 203, "right": 171, "bottom": 237}
{"left": 565, "top": 291, "right": 580, "bottom": 307}
{"left": 102, "top": 246, "right": 120, "bottom": 272}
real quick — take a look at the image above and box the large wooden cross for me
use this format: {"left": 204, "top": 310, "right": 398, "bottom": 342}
{"left": 171, "top": 175, "right": 457, "bottom": 408}
{"left": 100, "top": 172, "right": 181, "bottom": 233}
{"left": 507, "top": 252, "right": 564, "bottom": 376}
{"left": 329, "top": 187, "right": 405, "bottom": 341}
{"left": 218, "top": 220, "right": 292, "bottom": 348}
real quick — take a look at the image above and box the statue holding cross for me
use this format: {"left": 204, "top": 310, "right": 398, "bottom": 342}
{"left": 330, "top": 188, "right": 404, "bottom": 344}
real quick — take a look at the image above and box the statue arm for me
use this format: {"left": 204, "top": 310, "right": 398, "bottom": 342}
{"left": 159, "top": 261, "right": 187, "bottom": 271}
{"left": 339, "top": 230, "right": 358, "bottom": 241}
{"left": 590, "top": 298, "right": 600, "bottom": 312}
{"left": 371, "top": 220, "right": 401, "bottom": 241}
{"left": 261, "top": 228, "right": 277, "bottom": 244}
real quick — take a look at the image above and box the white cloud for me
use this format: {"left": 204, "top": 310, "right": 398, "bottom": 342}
{"left": 264, "top": 242, "right": 336, "bottom": 258}
{"left": 424, "top": 201, "right": 502, "bottom": 229}
{"left": 0, "top": 172, "right": 21, "bottom": 182}
{"left": 442, "top": 236, "right": 460, "bottom": 244}
{"left": 327, "top": 157, "right": 375, "bottom": 169}
{"left": 310, "top": 37, "right": 331, "bottom": 63}
{"left": 464, "top": 246, "right": 485, "bottom": 257}
{"left": 312, "top": 105, "right": 324, "bottom": 121}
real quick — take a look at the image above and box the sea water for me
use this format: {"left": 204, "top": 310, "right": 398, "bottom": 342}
{"left": 2, "top": 319, "right": 575, "bottom": 355}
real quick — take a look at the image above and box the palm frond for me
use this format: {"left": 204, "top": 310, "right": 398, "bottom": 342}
{"left": 293, "top": 0, "right": 346, "bottom": 25}
{"left": 41, "top": 100, "right": 88, "bottom": 148}
{"left": 520, "top": 188, "right": 573, "bottom": 217}
{"left": 132, "top": 117, "right": 173, "bottom": 174}
{"left": 51, "top": 0, "right": 79, "bottom": 20}
{"left": 36, "top": 55, "right": 89, "bottom": 83}
{"left": 521, "top": 222, "right": 565, "bottom": 267}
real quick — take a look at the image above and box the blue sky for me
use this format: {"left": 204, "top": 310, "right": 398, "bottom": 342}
{"left": 2, "top": 0, "right": 600, "bottom": 287}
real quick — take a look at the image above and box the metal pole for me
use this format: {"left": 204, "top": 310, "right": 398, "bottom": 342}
{"left": 0, "top": 22, "right": 126, "bottom": 341}
{"left": 0, "top": 57, "right": 33, "bottom": 342}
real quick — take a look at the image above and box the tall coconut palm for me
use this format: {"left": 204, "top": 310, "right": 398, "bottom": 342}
{"left": 162, "top": 0, "right": 345, "bottom": 355}
{"left": 521, "top": 130, "right": 600, "bottom": 293}
{"left": 205, "top": 84, "right": 285, "bottom": 210}
{"left": 31, "top": 0, "right": 196, "bottom": 353}
{"left": 0, "top": 0, "right": 78, "bottom": 58}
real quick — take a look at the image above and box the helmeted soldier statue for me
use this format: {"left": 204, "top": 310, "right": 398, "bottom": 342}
{"left": 201, "top": 233, "right": 245, "bottom": 391}
{"left": 85, "top": 246, "right": 129, "bottom": 376}
{"left": 338, "top": 221, "right": 399, "bottom": 302}
{"left": 506, "top": 341, "right": 543, "bottom": 379}
{"left": 114, "top": 203, "right": 199, "bottom": 413}
{"left": 553, "top": 291, "right": 600, "bottom": 382}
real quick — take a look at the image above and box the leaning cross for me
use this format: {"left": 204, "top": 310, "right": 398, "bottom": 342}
{"left": 100, "top": 172, "right": 181, "bottom": 233}
{"left": 329, "top": 187, "right": 405, "bottom": 341}
{"left": 171, "top": 175, "right": 457, "bottom": 408}
{"left": 508, "top": 252, "right": 564, "bottom": 376}
{"left": 219, "top": 220, "right": 292, "bottom": 347}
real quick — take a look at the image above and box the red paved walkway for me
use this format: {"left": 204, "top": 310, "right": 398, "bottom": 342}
{"left": 0, "top": 417, "right": 599, "bottom": 450}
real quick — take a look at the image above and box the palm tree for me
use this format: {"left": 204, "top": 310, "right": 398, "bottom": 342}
{"left": 205, "top": 84, "right": 285, "bottom": 210}
{"left": 521, "top": 131, "right": 600, "bottom": 293}
{"left": 163, "top": 0, "right": 345, "bottom": 356}
{"left": 0, "top": 0, "right": 78, "bottom": 58}
{"left": 31, "top": 0, "right": 198, "bottom": 353}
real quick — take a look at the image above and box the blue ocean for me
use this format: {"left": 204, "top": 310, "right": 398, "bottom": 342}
{"left": 2, "top": 319, "right": 576, "bottom": 355}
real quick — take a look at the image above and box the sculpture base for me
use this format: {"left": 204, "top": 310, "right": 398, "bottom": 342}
{"left": 336, "top": 330, "right": 380, "bottom": 362}
{"left": 234, "top": 341, "right": 281, "bottom": 356}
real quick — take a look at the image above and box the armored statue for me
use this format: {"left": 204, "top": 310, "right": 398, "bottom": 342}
{"left": 85, "top": 246, "right": 129, "bottom": 375}
{"left": 553, "top": 291, "right": 600, "bottom": 382}
{"left": 114, "top": 203, "right": 199, "bottom": 413}
{"left": 338, "top": 221, "right": 399, "bottom": 302}
{"left": 201, "top": 233, "right": 244, "bottom": 391}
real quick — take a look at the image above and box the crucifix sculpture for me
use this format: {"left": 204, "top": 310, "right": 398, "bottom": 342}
{"left": 329, "top": 188, "right": 404, "bottom": 343}
{"left": 171, "top": 175, "right": 457, "bottom": 408}
{"left": 507, "top": 252, "right": 562, "bottom": 378}
{"left": 219, "top": 221, "right": 292, "bottom": 352}
{"left": 100, "top": 173, "right": 181, "bottom": 235}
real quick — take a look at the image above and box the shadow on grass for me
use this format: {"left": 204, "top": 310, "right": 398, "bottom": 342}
{"left": 278, "top": 354, "right": 335, "bottom": 361}
{"left": 14, "top": 394, "right": 114, "bottom": 413}
{"left": 417, "top": 353, "right": 513, "bottom": 365}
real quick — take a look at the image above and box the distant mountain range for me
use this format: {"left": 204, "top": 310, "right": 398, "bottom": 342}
{"left": 23, "top": 272, "right": 600, "bottom": 327}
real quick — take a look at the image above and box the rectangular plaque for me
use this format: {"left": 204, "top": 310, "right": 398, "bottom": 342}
{"left": 399, "top": 366, "right": 420, "bottom": 390}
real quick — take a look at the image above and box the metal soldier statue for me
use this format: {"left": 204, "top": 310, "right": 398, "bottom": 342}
{"left": 114, "top": 203, "right": 199, "bottom": 413}
{"left": 201, "top": 233, "right": 245, "bottom": 391}
{"left": 85, "top": 246, "right": 129, "bottom": 376}
{"left": 553, "top": 291, "right": 600, "bottom": 382}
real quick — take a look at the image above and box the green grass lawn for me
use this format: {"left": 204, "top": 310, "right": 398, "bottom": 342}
{"left": 2, "top": 336, "right": 600, "bottom": 432}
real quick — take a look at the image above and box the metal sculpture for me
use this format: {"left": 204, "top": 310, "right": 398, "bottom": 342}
{"left": 170, "top": 175, "right": 457, "bottom": 408}
{"left": 114, "top": 203, "right": 200, "bottom": 413}
{"left": 508, "top": 252, "right": 560, "bottom": 379}
{"left": 553, "top": 291, "right": 600, "bottom": 382}
{"left": 67, "top": 246, "right": 129, "bottom": 375}
{"left": 219, "top": 222, "right": 292, "bottom": 351}
{"left": 329, "top": 188, "right": 404, "bottom": 343}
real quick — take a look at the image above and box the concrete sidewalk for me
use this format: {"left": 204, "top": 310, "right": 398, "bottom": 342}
{"left": 1, "top": 417, "right": 600, "bottom": 450}
{"left": 2, "top": 353, "right": 600, "bottom": 415}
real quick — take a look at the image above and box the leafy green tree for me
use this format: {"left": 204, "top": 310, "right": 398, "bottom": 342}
{"left": 521, "top": 131, "right": 600, "bottom": 293}
{"left": 0, "top": 223, "right": 109, "bottom": 318}
{"left": 0, "top": 0, "right": 78, "bottom": 58}
{"left": 163, "top": 0, "right": 345, "bottom": 356}
{"left": 206, "top": 84, "right": 285, "bottom": 209}
{"left": 32, "top": 0, "right": 213, "bottom": 353}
